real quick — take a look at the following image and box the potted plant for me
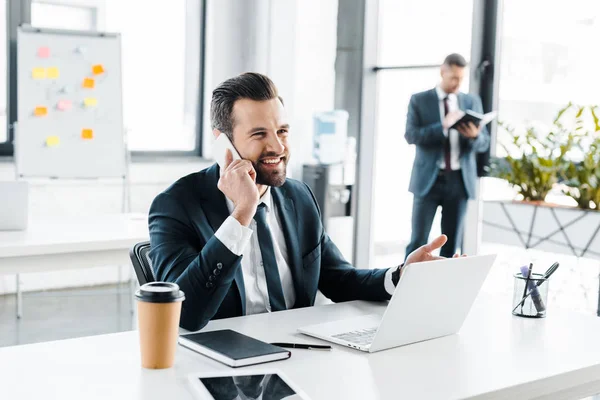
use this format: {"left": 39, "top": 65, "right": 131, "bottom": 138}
{"left": 562, "top": 107, "right": 600, "bottom": 210}
{"left": 482, "top": 104, "right": 600, "bottom": 259}
{"left": 489, "top": 103, "right": 578, "bottom": 204}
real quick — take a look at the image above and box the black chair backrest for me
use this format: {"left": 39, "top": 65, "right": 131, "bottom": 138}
{"left": 129, "top": 241, "right": 156, "bottom": 285}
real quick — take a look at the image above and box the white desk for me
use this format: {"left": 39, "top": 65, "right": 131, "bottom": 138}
{"left": 0, "top": 213, "right": 149, "bottom": 316}
{"left": 2, "top": 295, "right": 600, "bottom": 399}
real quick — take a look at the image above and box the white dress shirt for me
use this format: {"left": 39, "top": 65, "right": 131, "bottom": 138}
{"left": 435, "top": 86, "right": 461, "bottom": 171}
{"left": 214, "top": 188, "right": 397, "bottom": 315}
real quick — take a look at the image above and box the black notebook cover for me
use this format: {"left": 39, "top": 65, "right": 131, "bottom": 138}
{"left": 179, "top": 329, "right": 290, "bottom": 366}
{"left": 449, "top": 110, "right": 483, "bottom": 130}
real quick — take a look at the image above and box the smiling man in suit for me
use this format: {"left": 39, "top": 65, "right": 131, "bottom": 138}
{"left": 405, "top": 53, "right": 490, "bottom": 260}
{"left": 149, "top": 72, "right": 449, "bottom": 331}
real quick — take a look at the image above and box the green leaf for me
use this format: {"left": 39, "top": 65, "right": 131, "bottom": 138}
{"left": 554, "top": 102, "right": 572, "bottom": 124}
{"left": 591, "top": 106, "right": 600, "bottom": 131}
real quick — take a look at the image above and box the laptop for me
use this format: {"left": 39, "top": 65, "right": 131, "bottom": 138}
{"left": 298, "top": 254, "right": 497, "bottom": 353}
{"left": 0, "top": 181, "right": 29, "bottom": 231}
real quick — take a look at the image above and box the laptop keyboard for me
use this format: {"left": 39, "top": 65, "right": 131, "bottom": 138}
{"left": 332, "top": 327, "right": 378, "bottom": 346}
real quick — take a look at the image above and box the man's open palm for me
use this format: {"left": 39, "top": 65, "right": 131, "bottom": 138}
{"left": 405, "top": 235, "right": 449, "bottom": 266}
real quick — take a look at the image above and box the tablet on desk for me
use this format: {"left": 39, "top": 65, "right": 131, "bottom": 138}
{"left": 188, "top": 370, "right": 310, "bottom": 400}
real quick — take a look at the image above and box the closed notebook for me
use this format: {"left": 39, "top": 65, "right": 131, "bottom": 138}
{"left": 178, "top": 329, "right": 291, "bottom": 368}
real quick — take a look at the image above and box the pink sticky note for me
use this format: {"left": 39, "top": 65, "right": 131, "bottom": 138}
{"left": 38, "top": 47, "right": 50, "bottom": 58}
{"left": 57, "top": 100, "right": 72, "bottom": 111}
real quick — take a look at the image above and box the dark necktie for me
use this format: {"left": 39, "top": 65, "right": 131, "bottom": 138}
{"left": 253, "top": 203, "right": 286, "bottom": 311}
{"left": 443, "top": 96, "right": 452, "bottom": 171}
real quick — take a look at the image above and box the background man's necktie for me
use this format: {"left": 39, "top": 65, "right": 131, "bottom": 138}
{"left": 443, "top": 96, "right": 452, "bottom": 171}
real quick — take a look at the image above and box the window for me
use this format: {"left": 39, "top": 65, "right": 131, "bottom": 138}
{"left": 495, "top": 0, "right": 600, "bottom": 155}
{"left": 30, "top": 0, "right": 203, "bottom": 153}
{"left": 0, "top": 0, "right": 7, "bottom": 145}
{"left": 378, "top": 0, "right": 473, "bottom": 67}
{"left": 371, "top": 0, "right": 473, "bottom": 267}
{"left": 32, "top": 1, "right": 97, "bottom": 30}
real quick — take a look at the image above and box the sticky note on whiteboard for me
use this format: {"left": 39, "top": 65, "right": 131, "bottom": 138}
{"left": 83, "top": 97, "right": 97, "bottom": 107}
{"left": 82, "top": 78, "right": 95, "bottom": 89}
{"left": 92, "top": 64, "right": 104, "bottom": 75}
{"left": 45, "top": 136, "right": 60, "bottom": 147}
{"left": 34, "top": 106, "right": 48, "bottom": 116}
{"left": 46, "top": 67, "right": 60, "bottom": 79}
{"left": 81, "top": 128, "right": 94, "bottom": 139}
{"left": 57, "top": 100, "right": 72, "bottom": 111}
{"left": 37, "top": 47, "right": 50, "bottom": 58}
{"left": 32, "top": 68, "right": 46, "bottom": 79}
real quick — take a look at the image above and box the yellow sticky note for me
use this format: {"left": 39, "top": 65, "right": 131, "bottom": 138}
{"left": 34, "top": 106, "right": 48, "bottom": 117}
{"left": 83, "top": 97, "right": 98, "bottom": 107}
{"left": 92, "top": 64, "right": 104, "bottom": 75}
{"left": 46, "top": 67, "right": 60, "bottom": 79}
{"left": 32, "top": 68, "right": 46, "bottom": 79}
{"left": 81, "top": 128, "right": 94, "bottom": 140}
{"left": 46, "top": 136, "right": 60, "bottom": 147}
{"left": 82, "top": 77, "right": 95, "bottom": 89}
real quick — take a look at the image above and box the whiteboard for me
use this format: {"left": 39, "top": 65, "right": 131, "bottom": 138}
{"left": 16, "top": 25, "right": 126, "bottom": 179}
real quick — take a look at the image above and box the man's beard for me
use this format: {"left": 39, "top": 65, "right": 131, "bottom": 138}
{"left": 253, "top": 153, "right": 289, "bottom": 187}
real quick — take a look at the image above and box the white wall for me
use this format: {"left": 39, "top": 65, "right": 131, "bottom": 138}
{"left": 202, "top": 0, "right": 338, "bottom": 180}
{"left": 0, "top": 2, "right": 7, "bottom": 143}
{"left": 0, "top": 0, "right": 339, "bottom": 295}
{"left": 287, "top": 0, "right": 338, "bottom": 179}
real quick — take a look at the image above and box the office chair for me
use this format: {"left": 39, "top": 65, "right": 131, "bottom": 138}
{"left": 129, "top": 241, "right": 156, "bottom": 285}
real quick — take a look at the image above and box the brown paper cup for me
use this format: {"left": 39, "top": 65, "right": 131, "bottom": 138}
{"left": 135, "top": 282, "right": 185, "bottom": 369}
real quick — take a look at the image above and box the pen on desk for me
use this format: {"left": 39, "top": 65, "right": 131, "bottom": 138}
{"left": 271, "top": 342, "right": 332, "bottom": 350}
{"left": 520, "top": 263, "right": 533, "bottom": 313}
{"left": 519, "top": 265, "right": 545, "bottom": 313}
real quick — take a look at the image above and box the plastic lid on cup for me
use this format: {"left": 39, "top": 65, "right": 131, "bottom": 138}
{"left": 135, "top": 282, "right": 185, "bottom": 303}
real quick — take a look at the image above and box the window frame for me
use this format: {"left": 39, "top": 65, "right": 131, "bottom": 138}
{"left": 0, "top": 0, "right": 207, "bottom": 158}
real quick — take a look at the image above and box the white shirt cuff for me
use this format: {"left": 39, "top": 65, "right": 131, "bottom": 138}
{"left": 214, "top": 216, "right": 253, "bottom": 256}
{"left": 384, "top": 267, "right": 396, "bottom": 296}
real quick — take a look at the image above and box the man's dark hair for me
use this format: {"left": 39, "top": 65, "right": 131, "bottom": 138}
{"left": 210, "top": 72, "right": 283, "bottom": 139}
{"left": 443, "top": 53, "right": 467, "bottom": 68}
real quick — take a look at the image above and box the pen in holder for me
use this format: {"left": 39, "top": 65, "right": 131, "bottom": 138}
{"left": 512, "top": 270, "right": 549, "bottom": 318}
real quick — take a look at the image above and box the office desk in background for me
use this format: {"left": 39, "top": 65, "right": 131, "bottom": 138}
{"left": 2, "top": 296, "right": 600, "bottom": 399}
{"left": 0, "top": 213, "right": 149, "bottom": 317}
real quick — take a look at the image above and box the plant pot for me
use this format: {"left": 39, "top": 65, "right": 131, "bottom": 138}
{"left": 482, "top": 200, "right": 600, "bottom": 260}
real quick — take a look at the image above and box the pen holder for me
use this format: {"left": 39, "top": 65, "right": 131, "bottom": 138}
{"left": 512, "top": 273, "right": 549, "bottom": 318}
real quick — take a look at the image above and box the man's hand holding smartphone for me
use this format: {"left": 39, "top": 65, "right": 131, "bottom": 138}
{"left": 217, "top": 148, "right": 260, "bottom": 227}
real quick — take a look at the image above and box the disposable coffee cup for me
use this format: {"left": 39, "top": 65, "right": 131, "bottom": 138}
{"left": 135, "top": 282, "right": 185, "bottom": 369}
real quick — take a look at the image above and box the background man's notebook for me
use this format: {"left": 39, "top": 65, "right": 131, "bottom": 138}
{"left": 449, "top": 109, "right": 497, "bottom": 130}
{"left": 178, "top": 329, "right": 291, "bottom": 368}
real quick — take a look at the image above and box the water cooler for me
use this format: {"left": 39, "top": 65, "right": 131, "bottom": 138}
{"left": 303, "top": 110, "right": 355, "bottom": 229}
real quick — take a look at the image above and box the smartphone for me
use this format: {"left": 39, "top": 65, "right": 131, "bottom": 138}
{"left": 214, "top": 133, "right": 242, "bottom": 169}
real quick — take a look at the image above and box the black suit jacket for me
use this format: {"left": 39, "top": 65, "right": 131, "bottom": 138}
{"left": 148, "top": 164, "right": 391, "bottom": 331}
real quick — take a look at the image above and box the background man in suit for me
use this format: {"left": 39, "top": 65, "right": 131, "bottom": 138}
{"left": 149, "top": 72, "right": 449, "bottom": 331}
{"left": 405, "top": 53, "right": 490, "bottom": 259}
